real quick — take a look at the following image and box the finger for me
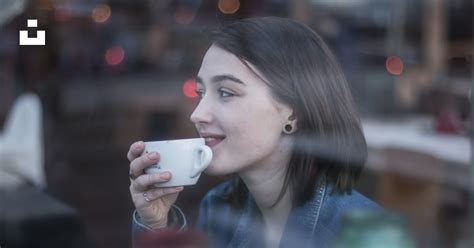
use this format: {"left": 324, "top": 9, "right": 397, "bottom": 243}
{"left": 131, "top": 172, "right": 171, "bottom": 192}
{"left": 140, "top": 187, "right": 184, "bottom": 202}
{"left": 129, "top": 152, "right": 160, "bottom": 179}
{"left": 127, "top": 141, "right": 145, "bottom": 162}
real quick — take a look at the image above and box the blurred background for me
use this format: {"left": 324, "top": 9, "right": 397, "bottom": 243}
{"left": 0, "top": 0, "right": 472, "bottom": 247}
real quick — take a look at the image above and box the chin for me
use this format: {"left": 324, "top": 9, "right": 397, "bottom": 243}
{"left": 203, "top": 165, "right": 224, "bottom": 176}
{"left": 203, "top": 162, "right": 233, "bottom": 176}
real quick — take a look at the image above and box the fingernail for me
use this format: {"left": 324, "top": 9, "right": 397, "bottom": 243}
{"left": 176, "top": 187, "right": 184, "bottom": 191}
{"left": 147, "top": 152, "right": 159, "bottom": 160}
{"left": 134, "top": 141, "right": 144, "bottom": 150}
{"left": 160, "top": 172, "right": 170, "bottom": 180}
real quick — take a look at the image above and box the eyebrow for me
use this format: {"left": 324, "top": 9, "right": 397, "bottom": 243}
{"left": 196, "top": 74, "right": 246, "bottom": 86}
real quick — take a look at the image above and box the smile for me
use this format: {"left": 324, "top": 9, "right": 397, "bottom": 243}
{"left": 204, "top": 136, "right": 225, "bottom": 148}
{"left": 200, "top": 133, "right": 226, "bottom": 148}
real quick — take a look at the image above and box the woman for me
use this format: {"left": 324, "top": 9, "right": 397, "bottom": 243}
{"left": 128, "top": 16, "right": 382, "bottom": 247}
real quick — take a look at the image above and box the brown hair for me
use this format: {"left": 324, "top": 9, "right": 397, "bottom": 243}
{"left": 210, "top": 17, "right": 367, "bottom": 207}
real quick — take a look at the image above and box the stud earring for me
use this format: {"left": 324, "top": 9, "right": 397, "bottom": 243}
{"left": 284, "top": 124, "right": 293, "bottom": 133}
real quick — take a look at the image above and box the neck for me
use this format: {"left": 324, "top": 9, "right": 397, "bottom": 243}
{"left": 238, "top": 136, "right": 294, "bottom": 244}
{"left": 241, "top": 164, "right": 292, "bottom": 211}
{"left": 241, "top": 162, "right": 293, "bottom": 248}
{"left": 238, "top": 136, "right": 293, "bottom": 210}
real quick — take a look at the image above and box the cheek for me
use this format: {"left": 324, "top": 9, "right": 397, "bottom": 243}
{"left": 227, "top": 108, "right": 279, "bottom": 150}
{"left": 241, "top": 122, "right": 281, "bottom": 160}
{"left": 204, "top": 99, "right": 284, "bottom": 174}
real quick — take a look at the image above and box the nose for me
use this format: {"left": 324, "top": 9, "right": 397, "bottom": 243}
{"left": 190, "top": 98, "right": 213, "bottom": 124}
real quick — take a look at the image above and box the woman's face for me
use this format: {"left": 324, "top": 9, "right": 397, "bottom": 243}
{"left": 190, "top": 45, "right": 294, "bottom": 175}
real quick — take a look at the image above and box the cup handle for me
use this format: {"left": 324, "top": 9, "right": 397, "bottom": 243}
{"left": 190, "top": 145, "right": 213, "bottom": 178}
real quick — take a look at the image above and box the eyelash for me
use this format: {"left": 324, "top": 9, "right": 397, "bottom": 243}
{"left": 194, "top": 89, "right": 205, "bottom": 99}
{"left": 194, "top": 88, "right": 235, "bottom": 98}
{"left": 219, "top": 89, "right": 234, "bottom": 98}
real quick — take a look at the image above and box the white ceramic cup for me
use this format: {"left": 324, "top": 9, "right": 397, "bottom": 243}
{"left": 143, "top": 138, "right": 213, "bottom": 187}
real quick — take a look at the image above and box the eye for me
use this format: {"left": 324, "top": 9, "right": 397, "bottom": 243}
{"left": 218, "top": 88, "right": 234, "bottom": 98}
{"left": 194, "top": 88, "right": 205, "bottom": 98}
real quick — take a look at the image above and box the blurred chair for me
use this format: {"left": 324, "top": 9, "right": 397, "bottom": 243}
{"left": 0, "top": 93, "right": 90, "bottom": 247}
{"left": 374, "top": 147, "right": 443, "bottom": 247}
{"left": 0, "top": 186, "right": 91, "bottom": 248}
{"left": 0, "top": 93, "right": 46, "bottom": 189}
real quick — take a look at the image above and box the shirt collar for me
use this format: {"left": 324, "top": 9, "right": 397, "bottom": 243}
{"left": 228, "top": 176, "right": 328, "bottom": 247}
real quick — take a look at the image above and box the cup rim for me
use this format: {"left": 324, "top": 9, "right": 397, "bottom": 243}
{"left": 144, "top": 137, "right": 204, "bottom": 145}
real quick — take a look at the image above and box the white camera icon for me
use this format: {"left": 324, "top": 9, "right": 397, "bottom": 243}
{"left": 19, "top": 19, "right": 45, "bottom": 46}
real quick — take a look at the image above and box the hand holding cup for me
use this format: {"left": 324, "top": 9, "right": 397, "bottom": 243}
{"left": 128, "top": 138, "right": 212, "bottom": 229}
{"left": 128, "top": 141, "right": 184, "bottom": 229}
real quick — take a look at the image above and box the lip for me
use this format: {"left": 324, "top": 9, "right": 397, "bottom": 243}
{"left": 200, "top": 132, "right": 226, "bottom": 148}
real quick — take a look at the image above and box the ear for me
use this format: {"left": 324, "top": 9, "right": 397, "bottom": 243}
{"left": 281, "top": 105, "right": 297, "bottom": 132}
{"left": 288, "top": 111, "right": 297, "bottom": 121}
{"left": 274, "top": 100, "right": 298, "bottom": 130}
{"left": 287, "top": 111, "right": 298, "bottom": 131}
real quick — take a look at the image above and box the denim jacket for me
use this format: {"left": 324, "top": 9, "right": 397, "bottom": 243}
{"left": 132, "top": 176, "right": 383, "bottom": 247}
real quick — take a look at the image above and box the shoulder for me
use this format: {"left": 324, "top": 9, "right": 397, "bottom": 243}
{"left": 199, "top": 180, "right": 235, "bottom": 211}
{"left": 196, "top": 180, "right": 241, "bottom": 243}
{"left": 325, "top": 189, "right": 382, "bottom": 211}
{"left": 203, "top": 181, "right": 235, "bottom": 200}
{"left": 316, "top": 185, "right": 384, "bottom": 238}
{"left": 198, "top": 180, "right": 236, "bottom": 216}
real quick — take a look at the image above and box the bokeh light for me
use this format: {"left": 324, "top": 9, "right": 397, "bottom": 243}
{"left": 183, "top": 79, "right": 198, "bottom": 98}
{"left": 385, "top": 55, "right": 404, "bottom": 76}
{"left": 54, "top": 7, "right": 72, "bottom": 22}
{"left": 174, "top": 7, "right": 195, "bottom": 25}
{"left": 92, "top": 4, "right": 111, "bottom": 23}
{"left": 105, "top": 46, "right": 125, "bottom": 66}
{"left": 218, "top": 0, "right": 240, "bottom": 14}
